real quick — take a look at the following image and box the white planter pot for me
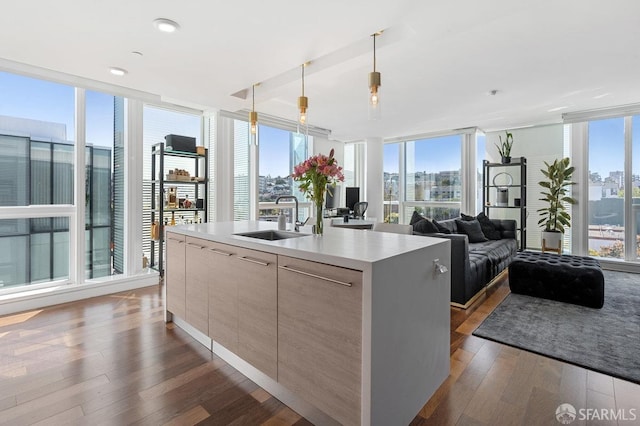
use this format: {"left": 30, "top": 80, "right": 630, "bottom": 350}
{"left": 542, "top": 231, "right": 563, "bottom": 254}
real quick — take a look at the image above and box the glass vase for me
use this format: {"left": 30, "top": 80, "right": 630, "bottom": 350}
{"left": 314, "top": 202, "right": 324, "bottom": 235}
{"left": 314, "top": 191, "right": 325, "bottom": 235}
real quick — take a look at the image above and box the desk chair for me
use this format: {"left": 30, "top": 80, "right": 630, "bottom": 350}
{"left": 372, "top": 222, "right": 413, "bottom": 235}
{"left": 353, "top": 201, "right": 368, "bottom": 219}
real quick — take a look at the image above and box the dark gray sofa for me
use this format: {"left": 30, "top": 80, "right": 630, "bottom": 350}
{"left": 413, "top": 216, "right": 518, "bottom": 307}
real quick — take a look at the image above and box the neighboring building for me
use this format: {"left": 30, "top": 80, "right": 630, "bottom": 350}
{"left": 0, "top": 116, "right": 115, "bottom": 288}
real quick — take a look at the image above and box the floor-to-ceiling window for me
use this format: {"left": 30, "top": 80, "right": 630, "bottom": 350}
{"left": 402, "top": 135, "right": 462, "bottom": 222}
{"left": 0, "top": 72, "right": 74, "bottom": 289}
{"left": 142, "top": 106, "right": 202, "bottom": 262}
{"left": 383, "top": 133, "right": 463, "bottom": 224}
{"left": 632, "top": 116, "right": 640, "bottom": 260}
{"left": 383, "top": 143, "right": 400, "bottom": 223}
{"left": 86, "top": 90, "right": 123, "bottom": 279}
{"left": 587, "top": 118, "right": 626, "bottom": 259}
{"left": 0, "top": 71, "right": 132, "bottom": 290}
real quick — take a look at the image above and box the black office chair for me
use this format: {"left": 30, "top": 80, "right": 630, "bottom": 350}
{"left": 353, "top": 202, "right": 368, "bottom": 219}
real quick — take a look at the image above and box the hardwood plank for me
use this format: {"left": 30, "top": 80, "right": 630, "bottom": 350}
{"left": 250, "top": 388, "right": 272, "bottom": 404}
{"left": 161, "top": 405, "right": 210, "bottom": 426}
{"left": 521, "top": 386, "right": 560, "bottom": 426}
{"left": 613, "top": 378, "right": 640, "bottom": 416}
{"left": 559, "top": 363, "right": 588, "bottom": 411}
{"left": 138, "top": 358, "right": 225, "bottom": 401}
{"left": 31, "top": 405, "right": 84, "bottom": 426}
{"left": 587, "top": 370, "right": 615, "bottom": 397}
{"left": 261, "top": 406, "right": 303, "bottom": 426}
{"left": 586, "top": 388, "right": 618, "bottom": 426}
{"left": 0, "top": 374, "right": 110, "bottom": 424}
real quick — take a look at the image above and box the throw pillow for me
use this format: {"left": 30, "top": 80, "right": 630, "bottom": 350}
{"left": 432, "top": 219, "right": 452, "bottom": 234}
{"left": 410, "top": 210, "right": 427, "bottom": 226}
{"left": 413, "top": 218, "right": 439, "bottom": 234}
{"left": 455, "top": 219, "right": 488, "bottom": 243}
{"left": 460, "top": 213, "right": 475, "bottom": 221}
{"left": 476, "top": 212, "right": 502, "bottom": 240}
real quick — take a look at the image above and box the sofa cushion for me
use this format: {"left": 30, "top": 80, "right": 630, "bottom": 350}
{"left": 432, "top": 219, "right": 452, "bottom": 234}
{"left": 469, "top": 239, "right": 518, "bottom": 276}
{"left": 460, "top": 212, "right": 501, "bottom": 240}
{"left": 455, "top": 219, "right": 488, "bottom": 243}
{"left": 409, "top": 210, "right": 426, "bottom": 226}
{"left": 476, "top": 212, "right": 502, "bottom": 240}
{"left": 413, "top": 218, "right": 439, "bottom": 234}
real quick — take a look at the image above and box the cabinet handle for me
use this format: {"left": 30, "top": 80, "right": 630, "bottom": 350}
{"left": 186, "top": 242, "right": 205, "bottom": 250}
{"left": 278, "top": 265, "right": 352, "bottom": 287}
{"left": 209, "top": 248, "right": 232, "bottom": 256}
{"left": 238, "top": 256, "right": 270, "bottom": 266}
{"left": 167, "top": 237, "right": 184, "bottom": 243}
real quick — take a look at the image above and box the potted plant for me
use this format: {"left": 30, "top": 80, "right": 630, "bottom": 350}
{"left": 537, "top": 157, "right": 577, "bottom": 253}
{"left": 495, "top": 131, "right": 514, "bottom": 164}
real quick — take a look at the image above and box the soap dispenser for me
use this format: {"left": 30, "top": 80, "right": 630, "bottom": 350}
{"left": 277, "top": 210, "right": 287, "bottom": 230}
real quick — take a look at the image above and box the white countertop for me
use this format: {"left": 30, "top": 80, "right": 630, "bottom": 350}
{"left": 166, "top": 220, "right": 446, "bottom": 270}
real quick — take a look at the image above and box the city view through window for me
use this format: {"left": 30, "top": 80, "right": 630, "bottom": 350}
{"left": 258, "top": 125, "right": 308, "bottom": 223}
{"left": 384, "top": 135, "right": 462, "bottom": 224}
{"left": 587, "top": 116, "right": 640, "bottom": 260}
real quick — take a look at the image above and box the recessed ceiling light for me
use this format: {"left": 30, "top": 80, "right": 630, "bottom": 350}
{"left": 153, "top": 18, "right": 180, "bottom": 33}
{"left": 547, "top": 106, "right": 568, "bottom": 112}
{"left": 110, "top": 67, "right": 127, "bottom": 76}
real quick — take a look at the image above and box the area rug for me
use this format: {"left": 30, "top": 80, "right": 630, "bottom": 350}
{"left": 473, "top": 270, "right": 640, "bottom": 384}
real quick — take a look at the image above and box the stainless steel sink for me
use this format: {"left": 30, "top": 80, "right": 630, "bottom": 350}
{"left": 234, "top": 230, "right": 308, "bottom": 241}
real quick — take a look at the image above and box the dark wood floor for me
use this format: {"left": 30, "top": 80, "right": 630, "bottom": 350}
{"left": 0, "top": 276, "right": 638, "bottom": 425}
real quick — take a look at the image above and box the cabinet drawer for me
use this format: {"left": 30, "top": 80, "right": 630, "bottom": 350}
{"left": 207, "top": 241, "right": 239, "bottom": 353}
{"left": 235, "top": 247, "right": 278, "bottom": 380}
{"left": 277, "top": 256, "right": 363, "bottom": 426}
{"left": 165, "top": 233, "right": 186, "bottom": 318}
{"left": 184, "top": 237, "right": 212, "bottom": 335}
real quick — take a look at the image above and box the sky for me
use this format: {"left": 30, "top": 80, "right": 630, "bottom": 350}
{"left": 589, "top": 117, "right": 640, "bottom": 178}
{"left": 258, "top": 125, "right": 292, "bottom": 177}
{"left": 384, "top": 134, "right": 463, "bottom": 174}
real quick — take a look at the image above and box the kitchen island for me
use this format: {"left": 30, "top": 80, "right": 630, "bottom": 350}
{"left": 164, "top": 220, "right": 450, "bottom": 426}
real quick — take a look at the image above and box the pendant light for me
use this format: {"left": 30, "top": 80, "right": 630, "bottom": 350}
{"left": 298, "top": 64, "right": 308, "bottom": 125}
{"left": 368, "top": 32, "right": 382, "bottom": 120}
{"left": 249, "top": 84, "right": 258, "bottom": 135}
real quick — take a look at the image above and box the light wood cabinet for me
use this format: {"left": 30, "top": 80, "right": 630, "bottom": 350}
{"left": 207, "top": 242, "right": 278, "bottom": 379}
{"left": 236, "top": 247, "right": 278, "bottom": 380}
{"left": 277, "top": 255, "right": 363, "bottom": 426}
{"left": 184, "top": 237, "right": 211, "bottom": 335}
{"left": 165, "top": 232, "right": 186, "bottom": 319}
{"left": 207, "top": 241, "right": 239, "bottom": 353}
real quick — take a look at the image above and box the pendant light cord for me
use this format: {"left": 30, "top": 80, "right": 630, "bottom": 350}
{"left": 373, "top": 34, "right": 377, "bottom": 72}
{"left": 301, "top": 64, "right": 305, "bottom": 97}
{"left": 252, "top": 85, "right": 255, "bottom": 111}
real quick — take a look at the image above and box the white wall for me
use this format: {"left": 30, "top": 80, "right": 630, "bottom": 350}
{"left": 313, "top": 136, "right": 345, "bottom": 207}
{"left": 486, "top": 124, "right": 564, "bottom": 249}
{"left": 313, "top": 136, "right": 344, "bottom": 167}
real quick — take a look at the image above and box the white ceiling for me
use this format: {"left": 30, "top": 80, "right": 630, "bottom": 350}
{"left": 2, "top": 0, "right": 640, "bottom": 141}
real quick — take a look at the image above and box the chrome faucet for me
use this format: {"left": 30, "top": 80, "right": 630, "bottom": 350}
{"left": 275, "top": 195, "right": 302, "bottom": 231}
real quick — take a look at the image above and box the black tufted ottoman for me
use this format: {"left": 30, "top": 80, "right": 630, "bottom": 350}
{"left": 508, "top": 252, "right": 604, "bottom": 308}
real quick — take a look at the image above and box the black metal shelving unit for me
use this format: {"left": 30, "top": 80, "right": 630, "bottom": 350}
{"left": 151, "top": 142, "right": 208, "bottom": 276}
{"left": 483, "top": 157, "right": 527, "bottom": 251}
